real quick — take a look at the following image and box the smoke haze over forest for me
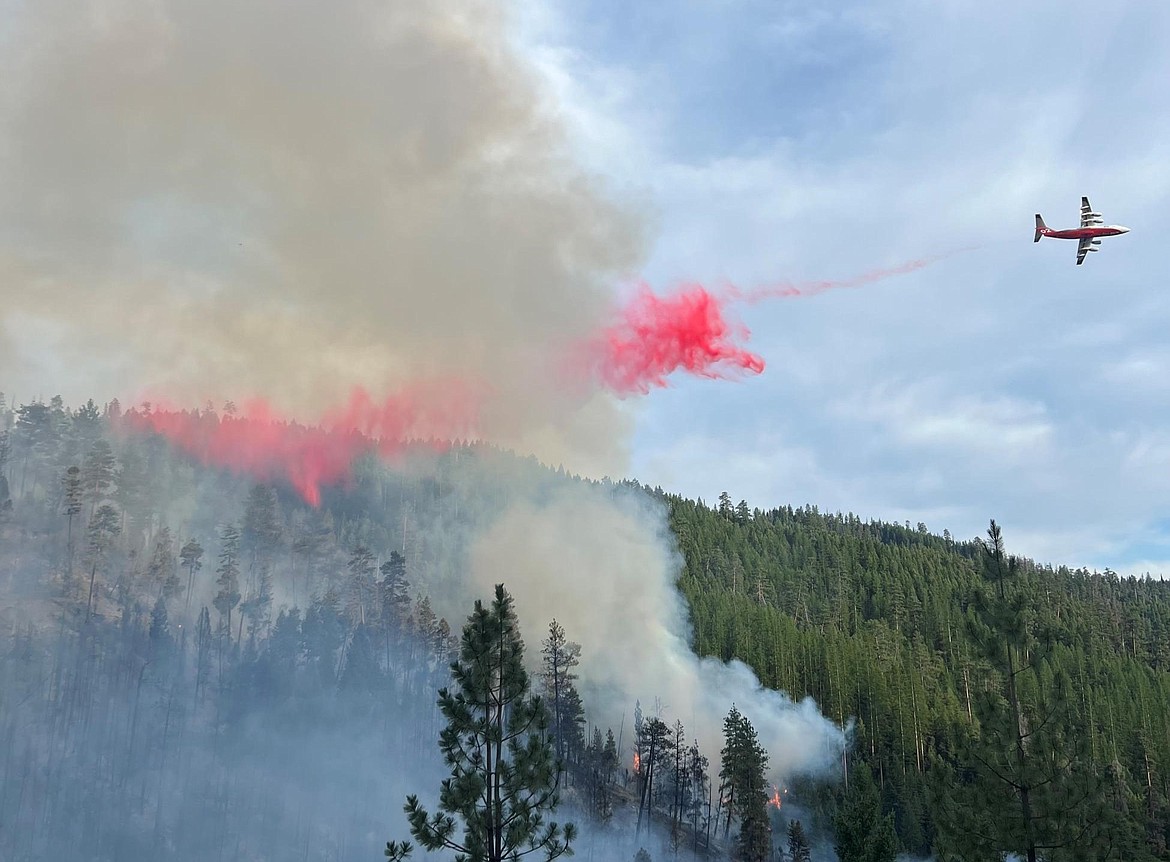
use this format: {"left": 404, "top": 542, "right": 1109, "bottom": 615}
{"left": 0, "top": 409, "right": 847, "bottom": 861}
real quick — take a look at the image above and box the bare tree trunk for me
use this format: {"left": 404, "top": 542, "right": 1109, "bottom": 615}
{"left": 86, "top": 559, "right": 99, "bottom": 622}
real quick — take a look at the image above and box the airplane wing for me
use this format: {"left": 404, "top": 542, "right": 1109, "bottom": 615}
{"left": 1080, "top": 196, "right": 1104, "bottom": 228}
{"left": 1077, "top": 236, "right": 1091, "bottom": 266}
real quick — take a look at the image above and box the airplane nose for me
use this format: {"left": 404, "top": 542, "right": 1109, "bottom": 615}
{"left": 1117, "top": 226, "right": 1131, "bottom": 233}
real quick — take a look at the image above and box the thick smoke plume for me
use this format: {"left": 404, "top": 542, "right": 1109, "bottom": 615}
{"left": 464, "top": 482, "right": 846, "bottom": 781}
{"left": 0, "top": 0, "right": 642, "bottom": 477}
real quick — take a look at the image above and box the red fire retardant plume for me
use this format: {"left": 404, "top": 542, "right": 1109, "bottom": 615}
{"left": 128, "top": 383, "right": 482, "bottom": 506}
{"left": 585, "top": 253, "right": 962, "bottom": 395}
{"left": 588, "top": 282, "right": 765, "bottom": 396}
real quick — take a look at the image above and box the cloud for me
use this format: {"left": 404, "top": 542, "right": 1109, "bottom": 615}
{"left": 836, "top": 383, "right": 1053, "bottom": 459}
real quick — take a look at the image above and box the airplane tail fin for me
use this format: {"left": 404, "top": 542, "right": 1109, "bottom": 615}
{"left": 1034, "top": 214, "right": 1047, "bottom": 242}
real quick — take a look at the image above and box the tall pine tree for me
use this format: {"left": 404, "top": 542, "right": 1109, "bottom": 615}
{"left": 719, "top": 706, "right": 771, "bottom": 861}
{"left": 386, "top": 584, "right": 575, "bottom": 862}
{"left": 540, "top": 619, "right": 584, "bottom": 779}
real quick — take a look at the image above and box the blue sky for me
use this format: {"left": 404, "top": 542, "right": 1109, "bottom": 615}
{"left": 512, "top": 0, "right": 1170, "bottom": 572}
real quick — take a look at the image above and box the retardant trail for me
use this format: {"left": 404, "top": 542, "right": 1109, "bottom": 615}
{"left": 734, "top": 253, "right": 960, "bottom": 303}
{"left": 127, "top": 383, "right": 483, "bottom": 505}
{"left": 587, "top": 252, "right": 961, "bottom": 395}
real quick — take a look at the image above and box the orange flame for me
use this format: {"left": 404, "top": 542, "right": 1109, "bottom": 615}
{"left": 767, "top": 786, "right": 783, "bottom": 809}
{"left": 633, "top": 752, "right": 641, "bottom": 773}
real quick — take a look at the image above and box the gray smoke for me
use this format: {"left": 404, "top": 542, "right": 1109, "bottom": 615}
{"left": 464, "top": 479, "right": 846, "bottom": 781}
{"left": 0, "top": 0, "right": 642, "bottom": 475}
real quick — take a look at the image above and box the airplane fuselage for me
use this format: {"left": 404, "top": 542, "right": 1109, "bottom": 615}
{"left": 1036, "top": 198, "right": 1128, "bottom": 264}
{"left": 1039, "top": 225, "right": 1130, "bottom": 240}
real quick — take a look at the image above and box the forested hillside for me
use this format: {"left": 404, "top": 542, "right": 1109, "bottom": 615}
{"left": 0, "top": 395, "right": 785, "bottom": 862}
{"left": 1, "top": 393, "right": 1168, "bottom": 861}
{"left": 670, "top": 492, "right": 1170, "bottom": 858}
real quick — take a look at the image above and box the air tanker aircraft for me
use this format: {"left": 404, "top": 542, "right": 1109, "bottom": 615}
{"left": 1034, "top": 196, "right": 1130, "bottom": 265}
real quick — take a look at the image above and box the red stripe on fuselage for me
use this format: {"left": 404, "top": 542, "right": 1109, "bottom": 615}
{"left": 1042, "top": 226, "right": 1126, "bottom": 239}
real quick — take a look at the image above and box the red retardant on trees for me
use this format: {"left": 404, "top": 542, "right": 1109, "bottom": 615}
{"left": 126, "top": 384, "right": 482, "bottom": 506}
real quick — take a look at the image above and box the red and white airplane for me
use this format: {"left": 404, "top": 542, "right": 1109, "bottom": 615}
{"left": 1034, "top": 196, "right": 1130, "bottom": 265}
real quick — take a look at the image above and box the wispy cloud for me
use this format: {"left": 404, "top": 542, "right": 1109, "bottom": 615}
{"left": 839, "top": 383, "right": 1053, "bottom": 458}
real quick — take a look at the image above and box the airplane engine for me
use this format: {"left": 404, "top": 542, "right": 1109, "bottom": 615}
{"left": 1085, "top": 211, "right": 1102, "bottom": 219}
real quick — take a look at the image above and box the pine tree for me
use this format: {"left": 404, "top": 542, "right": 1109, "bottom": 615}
{"left": 84, "top": 503, "right": 121, "bottom": 621}
{"left": 180, "top": 538, "right": 204, "bottom": 612}
{"left": 240, "top": 484, "right": 280, "bottom": 637}
{"left": 345, "top": 545, "right": 376, "bottom": 626}
{"left": 13, "top": 400, "right": 55, "bottom": 496}
{"left": 670, "top": 719, "right": 686, "bottom": 828}
{"left": 385, "top": 584, "right": 575, "bottom": 862}
{"left": 71, "top": 399, "right": 103, "bottom": 450}
{"left": 540, "top": 619, "right": 583, "bottom": 778}
{"left": 146, "top": 526, "right": 180, "bottom": 601}
{"left": 149, "top": 595, "right": 174, "bottom": 660}
{"left": 339, "top": 624, "right": 382, "bottom": 704}
{"left": 636, "top": 716, "right": 673, "bottom": 837}
{"left": 735, "top": 809, "right": 770, "bottom": 862}
{"left": 834, "top": 764, "right": 895, "bottom": 862}
{"left": 114, "top": 444, "right": 150, "bottom": 543}
{"left": 62, "top": 465, "right": 83, "bottom": 575}
{"left": 583, "top": 727, "right": 618, "bottom": 824}
{"left": 213, "top": 524, "right": 242, "bottom": 641}
{"left": 720, "top": 706, "right": 771, "bottom": 862}
{"left": 719, "top": 705, "right": 770, "bottom": 845}
{"left": 786, "top": 820, "right": 811, "bottom": 862}
{"left": 687, "top": 739, "right": 711, "bottom": 856}
{"left": 81, "top": 438, "right": 116, "bottom": 515}
{"left": 379, "top": 551, "right": 412, "bottom": 637}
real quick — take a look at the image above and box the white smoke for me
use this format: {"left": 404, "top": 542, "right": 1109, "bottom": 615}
{"left": 465, "top": 480, "right": 847, "bottom": 780}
